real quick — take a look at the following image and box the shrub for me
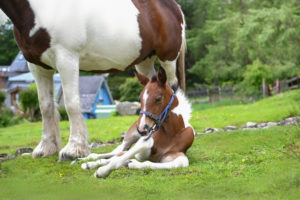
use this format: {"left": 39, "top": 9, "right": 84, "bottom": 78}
{"left": 237, "top": 59, "right": 274, "bottom": 97}
{"left": 19, "top": 84, "right": 40, "bottom": 121}
{"left": 0, "top": 90, "right": 5, "bottom": 108}
{"left": 119, "top": 77, "right": 143, "bottom": 102}
{"left": 58, "top": 106, "right": 68, "bottom": 121}
{"left": 0, "top": 106, "right": 20, "bottom": 127}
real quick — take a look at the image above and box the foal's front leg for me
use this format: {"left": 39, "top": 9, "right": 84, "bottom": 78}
{"left": 73, "top": 121, "right": 140, "bottom": 165}
{"left": 56, "top": 49, "right": 90, "bottom": 160}
{"left": 95, "top": 137, "right": 154, "bottom": 178}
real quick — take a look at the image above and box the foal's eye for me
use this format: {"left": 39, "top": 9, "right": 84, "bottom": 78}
{"left": 155, "top": 96, "right": 162, "bottom": 103}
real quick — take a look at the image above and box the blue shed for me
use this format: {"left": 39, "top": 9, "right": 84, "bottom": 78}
{"left": 57, "top": 75, "right": 115, "bottom": 119}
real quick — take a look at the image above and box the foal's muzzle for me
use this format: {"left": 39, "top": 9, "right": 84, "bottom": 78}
{"left": 137, "top": 124, "right": 151, "bottom": 136}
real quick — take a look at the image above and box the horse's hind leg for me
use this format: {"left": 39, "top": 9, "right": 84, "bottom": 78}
{"left": 135, "top": 56, "right": 156, "bottom": 78}
{"left": 29, "top": 63, "right": 61, "bottom": 158}
{"left": 159, "top": 60, "right": 178, "bottom": 86}
{"left": 128, "top": 152, "right": 189, "bottom": 170}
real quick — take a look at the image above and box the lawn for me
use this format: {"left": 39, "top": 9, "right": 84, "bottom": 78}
{"left": 0, "top": 90, "right": 299, "bottom": 200}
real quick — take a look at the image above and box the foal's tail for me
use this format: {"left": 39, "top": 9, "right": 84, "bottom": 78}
{"left": 176, "top": 33, "right": 186, "bottom": 92}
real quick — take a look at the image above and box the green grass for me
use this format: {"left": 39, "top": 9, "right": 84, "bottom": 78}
{"left": 0, "top": 90, "right": 299, "bottom": 199}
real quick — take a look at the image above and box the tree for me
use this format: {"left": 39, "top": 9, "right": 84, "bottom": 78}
{"left": 0, "top": 21, "right": 19, "bottom": 65}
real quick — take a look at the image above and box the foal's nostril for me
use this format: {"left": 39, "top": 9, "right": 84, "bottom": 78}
{"left": 144, "top": 124, "right": 150, "bottom": 131}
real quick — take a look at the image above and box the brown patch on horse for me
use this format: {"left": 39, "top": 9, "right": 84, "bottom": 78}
{"left": 131, "top": 0, "right": 183, "bottom": 63}
{"left": 1, "top": 0, "right": 52, "bottom": 69}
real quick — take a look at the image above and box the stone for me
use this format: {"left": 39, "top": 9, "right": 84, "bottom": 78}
{"left": 21, "top": 153, "right": 32, "bottom": 156}
{"left": 257, "top": 123, "right": 268, "bottom": 128}
{"left": 242, "top": 127, "right": 258, "bottom": 130}
{"left": 116, "top": 101, "right": 141, "bottom": 116}
{"left": 89, "top": 143, "right": 106, "bottom": 149}
{"left": 15, "top": 147, "right": 33, "bottom": 156}
{"left": 195, "top": 132, "right": 206, "bottom": 136}
{"left": 204, "top": 128, "right": 215, "bottom": 134}
{"left": 214, "top": 128, "right": 224, "bottom": 132}
{"left": 0, "top": 153, "right": 16, "bottom": 163}
{"left": 246, "top": 122, "right": 258, "bottom": 128}
{"left": 225, "top": 126, "right": 238, "bottom": 131}
{"left": 267, "top": 122, "right": 278, "bottom": 127}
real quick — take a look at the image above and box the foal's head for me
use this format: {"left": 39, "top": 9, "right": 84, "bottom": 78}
{"left": 135, "top": 67, "right": 177, "bottom": 135}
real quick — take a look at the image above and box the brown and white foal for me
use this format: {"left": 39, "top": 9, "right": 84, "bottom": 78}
{"left": 76, "top": 68, "right": 194, "bottom": 178}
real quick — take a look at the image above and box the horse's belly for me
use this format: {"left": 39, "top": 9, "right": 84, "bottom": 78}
{"left": 78, "top": 51, "right": 137, "bottom": 71}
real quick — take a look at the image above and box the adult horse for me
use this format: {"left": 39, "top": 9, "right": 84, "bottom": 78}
{"left": 0, "top": 0, "right": 186, "bottom": 160}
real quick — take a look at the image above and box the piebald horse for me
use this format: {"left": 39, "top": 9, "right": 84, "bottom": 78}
{"left": 76, "top": 68, "right": 194, "bottom": 178}
{"left": 0, "top": 0, "right": 186, "bottom": 160}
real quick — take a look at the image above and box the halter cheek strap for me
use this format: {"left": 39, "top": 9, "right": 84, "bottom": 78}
{"left": 139, "top": 92, "right": 176, "bottom": 141}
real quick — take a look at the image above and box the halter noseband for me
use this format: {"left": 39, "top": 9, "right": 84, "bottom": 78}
{"left": 139, "top": 92, "right": 176, "bottom": 141}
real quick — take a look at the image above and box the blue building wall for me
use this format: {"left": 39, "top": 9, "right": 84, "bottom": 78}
{"left": 85, "top": 85, "right": 114, "bottom": 119}
{"left": 100, "top": 85, "right": 113, "bottom": 105}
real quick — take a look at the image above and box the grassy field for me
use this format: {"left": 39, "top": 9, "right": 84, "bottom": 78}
{"left": 0, "top": 90, "right": 300, "bottom": 199}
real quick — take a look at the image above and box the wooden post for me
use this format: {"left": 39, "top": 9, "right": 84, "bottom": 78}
{"left": 262, "top": 78, "right": 267, "bottom": 97}
{"left": 276, "top": 79, "right": 280, "bottom": 94}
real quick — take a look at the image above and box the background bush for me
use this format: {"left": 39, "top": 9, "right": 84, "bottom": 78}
{"left": 58, "top": 106, "right": 68, "bottom": 121}
{"left": 119, "top": 77, "right": 143, "bottom": 102}
{"left": 0, "top": 90, "right": 5, "bottom": 107}
{"left": 237, "top": 59, "right": 274, "bottom": 97}
{"left": 0, "top": 106, "right": 20, "bottom": 127}
{"left": 19, "top": 84, "right": 40, "bottom": 121}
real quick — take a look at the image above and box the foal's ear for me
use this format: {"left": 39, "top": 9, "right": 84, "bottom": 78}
{"left": 158, "top": 67, "right": 167, "bottom": 86}
{"left": 134, "top": 70, "right": 149, "bottom": 86}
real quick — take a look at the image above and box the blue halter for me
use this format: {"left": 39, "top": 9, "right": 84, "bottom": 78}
{"left": 139, "top": 92, "right": 176, "bottom": 141}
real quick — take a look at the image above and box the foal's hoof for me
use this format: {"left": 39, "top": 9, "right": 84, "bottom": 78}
{"left": 32, "top": 141, "right": 58, "bottom": 158}
{"left": 59, "top": 142, "right": 90, "bottom": 161}
{"left": 94, "top": 166, "right": 111, "bottom": 178}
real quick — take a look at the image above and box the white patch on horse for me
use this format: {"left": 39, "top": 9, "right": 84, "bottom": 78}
{"left": 172, "top": 89, "right": 193, "bottom": 129}
{"left": 0, "top": 10, "right": 8, "bottom": 25}
{"left": 95, "top": 137, "right": 154, "bottom": 178}
{"left": 140, "top": 89, "right": 149, "bottom": 128}
{"left": 28, "top": 0, "right": 142, "bottom": 71}
{"left": 128, "top": 155, "right": 189, "bottom": 170}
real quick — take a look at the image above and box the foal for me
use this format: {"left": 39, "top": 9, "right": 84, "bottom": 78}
{"left": 77, "top": 68, "right": 194, "bottom": 178}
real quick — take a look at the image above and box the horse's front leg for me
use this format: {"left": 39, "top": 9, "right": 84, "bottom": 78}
{"left": 29, "top": 63, "right": 61, "bottom": 158}
{"left": 55, "top": 48, "right": 90, "bottom": 161}
{"left": 95, "top": 137, "right": 154, "bottom": 178}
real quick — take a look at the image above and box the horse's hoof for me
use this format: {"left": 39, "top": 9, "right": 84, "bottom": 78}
{"left": 32, "top": 141, "right": 58, "bottom": 158}
{"left": 59, "top": 142, "right": 90, "bottom": 161}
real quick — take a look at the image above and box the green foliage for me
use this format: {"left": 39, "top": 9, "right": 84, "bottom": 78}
{"left": 119, "top": 77, "right": 143, "bottom": 102}
{"left": 0, "top": 21, "right": 19, "bottom": 65}
{"left": 19, "top": 84, "right": 40, "bottom": 121}
{"left": 107, "top": 75, "right": 127, "bottom": 100}
{"left": 0, "top": 106, "right": 20, "bottom": 127}
{"left": 237, "top": 59, "right": 273, "bottom": 97}
{"left": 58, "top": 106, "right": 68, "bottom": 121}
{"left": 0, "top": 90, "right": 5, "bottom": 107}
{"left": 186, "top": 0, "right": 300, "bottom": 87}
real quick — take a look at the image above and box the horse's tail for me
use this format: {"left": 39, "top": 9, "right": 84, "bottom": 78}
{"left": 176, "top": 28, "right": 186, "bottom": 92}
{"left": 0, "top": 10, "right": 8, "bottom": 26}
